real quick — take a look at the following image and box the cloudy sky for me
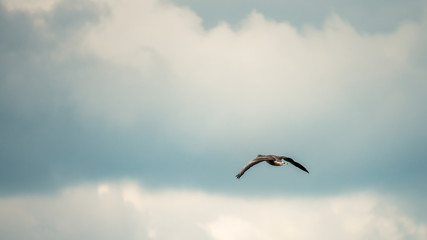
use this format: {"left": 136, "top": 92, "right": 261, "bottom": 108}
{"left": 1, "top": 0, "right": 427, "bottom": 239}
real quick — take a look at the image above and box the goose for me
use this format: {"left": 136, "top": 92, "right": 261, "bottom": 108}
{"left": 236, "top": 154, "right": 309, "bottom": 179}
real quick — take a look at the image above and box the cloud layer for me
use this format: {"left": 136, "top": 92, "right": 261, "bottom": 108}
{"left": 78, "top": 0, "right": 427, "bottom": 140}
{"left": 0, "top": 182, "right": 425, "bottom": 240}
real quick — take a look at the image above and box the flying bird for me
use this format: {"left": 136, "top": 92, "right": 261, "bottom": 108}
{"left": 236, "top": 154, "right": 309, "bottom": 179}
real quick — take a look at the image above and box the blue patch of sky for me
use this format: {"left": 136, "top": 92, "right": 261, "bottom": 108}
{"left": 168, "top": 0, "right": 426, "bottom": 32}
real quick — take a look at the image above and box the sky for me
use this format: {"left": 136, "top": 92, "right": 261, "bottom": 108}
{"left": 0, "top": 0, "right": 426, "bottom": 239}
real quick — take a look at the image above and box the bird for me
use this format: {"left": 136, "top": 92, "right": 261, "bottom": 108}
{"left": 236, "top": 154, "right": 309, "bottom": 179}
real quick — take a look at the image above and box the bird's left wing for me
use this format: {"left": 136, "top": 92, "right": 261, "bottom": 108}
{"left": 235, "top": 158, "right": 266, "bottom": 179}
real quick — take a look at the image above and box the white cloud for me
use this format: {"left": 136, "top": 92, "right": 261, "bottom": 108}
{"left": 71, "top": 0, "right": 427, "bottom": 145}
{"left": 0, "top": 181, "right": 425, "bottom": 240}
{"left": 201, "top": 215, "right": 257, "bottom": 240}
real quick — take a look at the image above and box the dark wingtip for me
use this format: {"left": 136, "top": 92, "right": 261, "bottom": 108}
{"left": 301, "top": 167, "right": 309, "bottom": 173}
{"left": 292, "top": 161, "right": 310, "bottom": 174}
{"left": 300, "top": 165, "right": 309, "bottom": 173}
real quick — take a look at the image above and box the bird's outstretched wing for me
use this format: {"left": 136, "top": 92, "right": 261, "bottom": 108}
{"left": 236, "top": 158, "right": 266, "bottom": 179}
{"left": 286, "top": 159, "right": 309, "bottom": 173}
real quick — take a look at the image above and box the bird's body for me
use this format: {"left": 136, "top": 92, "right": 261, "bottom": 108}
{"left": 236, "top": 154, "right": 309, "bottom": 179}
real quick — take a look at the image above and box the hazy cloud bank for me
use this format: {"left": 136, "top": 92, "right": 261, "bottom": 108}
{"left": 0, "top": 181, "right": 425, "bottom": 240}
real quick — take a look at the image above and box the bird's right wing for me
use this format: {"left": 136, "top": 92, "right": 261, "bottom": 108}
{"left": 287, "top": 159, "right": 309, "bottom": 173}
{"left": 236, "top": 158, "right": 266, "bottom": 179}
